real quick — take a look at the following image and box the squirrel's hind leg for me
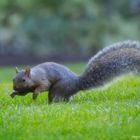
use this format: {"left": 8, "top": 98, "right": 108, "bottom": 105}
{"left": 48, "top": 91, "right": 70, "bottom": 104}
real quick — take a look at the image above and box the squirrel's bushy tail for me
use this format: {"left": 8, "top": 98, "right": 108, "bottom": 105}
{"left": 78, "top": 40, "right": 140, "bottom": 91}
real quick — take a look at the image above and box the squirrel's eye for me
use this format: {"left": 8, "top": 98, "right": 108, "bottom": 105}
{"left": 22, "top": 79, "right": 26, "bottom": 82}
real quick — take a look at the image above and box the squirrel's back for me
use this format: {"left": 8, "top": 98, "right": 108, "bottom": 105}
{"left": 79, "top": 40, "right": 140, "bottom": 90}
{"left": 32, "top": 62, "right": 77, "bottom": 82}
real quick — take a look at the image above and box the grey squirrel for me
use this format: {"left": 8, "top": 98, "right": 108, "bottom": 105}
{"left": 10, "top": 40, "right": 140, "bottom": 103}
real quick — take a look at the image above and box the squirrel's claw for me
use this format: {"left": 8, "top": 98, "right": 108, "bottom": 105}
{"left": 32, "top": 93, "right": 38, "bottom": 100}
{"left": 10, "top": 92, "right": 16, "bottom": 98}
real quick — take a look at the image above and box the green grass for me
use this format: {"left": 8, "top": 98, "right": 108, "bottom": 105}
{"left": 0, "top": 63, "right": 140, "bottom": 140}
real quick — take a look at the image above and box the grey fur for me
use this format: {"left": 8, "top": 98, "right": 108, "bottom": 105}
{"left": 80, "top": 40, "right": 140, "bottom": 89}
{"left": 11, "top": 40, "right": 140, "bottom": 103}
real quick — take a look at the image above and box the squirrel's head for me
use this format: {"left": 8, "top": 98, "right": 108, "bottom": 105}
{"left": 13, "top": 67, "right": 36, "bottom": 94}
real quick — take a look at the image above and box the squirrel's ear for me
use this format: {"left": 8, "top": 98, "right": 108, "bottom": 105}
{"left": 15, "top": 67, "right": 19, "bottom": 73}
{"left": 25, "top": 67, "right": 31, "bottom": 77}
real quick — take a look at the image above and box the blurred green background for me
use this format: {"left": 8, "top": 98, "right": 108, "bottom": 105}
{"left": 0, "top": 0, "right": 140, "bottom": 65}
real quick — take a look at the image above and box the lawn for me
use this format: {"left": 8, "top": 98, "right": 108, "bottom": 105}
{"left": 0, "top": 63, "right": 140, "bottom": 140}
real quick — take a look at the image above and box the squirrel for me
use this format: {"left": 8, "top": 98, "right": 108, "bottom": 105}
{"left": 10, "top": 40, "right": 140, "bottom": 103}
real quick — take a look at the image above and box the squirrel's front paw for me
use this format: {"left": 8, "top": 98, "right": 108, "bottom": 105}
{"left": 10, "top": 92, "right": 16, "bottom": 98}
{"left": 32, "top": 93, "right": 38, "bottom": 100}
